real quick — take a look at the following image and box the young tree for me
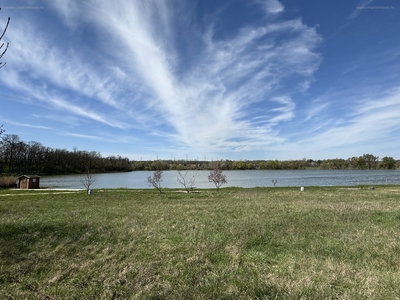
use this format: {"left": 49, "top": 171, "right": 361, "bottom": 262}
{"left": 0, "top": 8, "right": 10, "bottom": 68}
{"left": 81, "top": 169, "right": 96, "bottom": 193}
{"left": 208, "top": 168, "right": 227, "bottom": 192}
{"left": 177, "top": 170, "right": 196, "bottom": 192}
{"left": 147, "top": 169, "right": 163, "bottom": 193}
{"left": 379, "top": 156, "right": 396, "bottom": 170}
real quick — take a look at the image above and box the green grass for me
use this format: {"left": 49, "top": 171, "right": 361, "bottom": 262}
{"left": 1, "top": 186, "right": 400, "bottom": 299}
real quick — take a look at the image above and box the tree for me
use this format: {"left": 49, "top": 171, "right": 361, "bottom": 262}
{"left": 349, "top": 156, "right": 367, "bottom": 169}
{"left": 147, "top": 170, "right": 163, "bottom": 193}
{"left": 363, "top": 154, "right": 379, "bottom": 170}
{"left": 1, "top": 134, "right": 22, "bottom": 173}
{"left": 0, "top": 8, "right": 10, "bottom": 68}
{"left": 208, "top": 168, "right": 227, "bottom": 192}
{"left": 177, "top": 170, "right": 196, "bottom": 192}
{"left": 320, "top": 158, "right": 349, "bottom": 170}
{"left": 81, "top": 169, "right": 96, "bottom": 192}
{"left": 379, "top": 156, "right": 396, "bottom": 170}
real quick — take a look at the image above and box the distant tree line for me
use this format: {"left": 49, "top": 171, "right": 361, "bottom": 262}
{"left": 0, "top": 129, "right": 398, "bottom": 175}
{"left": 132, "top": 155, "right": 398, "bottom": 171}
{"left": 0, "top": 134, "right": 131, "bottom": 175}
{"left": 131, "top": 159, "right": 310, "bottom": 171}
{"left": 319, "top": 154, "right": 397, "bottom": 170}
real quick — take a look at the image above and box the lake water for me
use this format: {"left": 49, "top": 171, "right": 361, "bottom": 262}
{"left": 40, "top": 170, "right": 400, "bottom": 189}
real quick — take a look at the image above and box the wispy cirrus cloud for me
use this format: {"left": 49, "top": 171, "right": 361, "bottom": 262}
{"left": 80, "top": 0, "right": 321, "bottom": 153}
{"left": 348, "top": 0, "right": 374, "bottom": 19}
{"left": 1, "top": 0, "right": 399, "bottom": 161}
{"left": 1, "top": 0, "right": 323, "bottom": 156}
{"left": 2, "top": 14, "right": 133, "bottom": 129}
{"left": 6, "top": 21, "right": 122, "bottom": 108}
{"left": 0, "top": 117, "right": 52, "bottom": 130}
{"left": 297, "top": 87, "right": 400, "bottom": 157}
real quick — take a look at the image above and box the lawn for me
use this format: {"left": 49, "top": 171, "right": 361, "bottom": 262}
{"left": 1, "top": 186, "right": 400, "bottom": 299}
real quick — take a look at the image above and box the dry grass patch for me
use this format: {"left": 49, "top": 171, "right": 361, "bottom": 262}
{"left": 0, "top": 176, "right": 17, "bottom": 187}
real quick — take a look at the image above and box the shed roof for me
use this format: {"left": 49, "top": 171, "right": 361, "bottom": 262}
{"left": 19, "top": 175, "right": 41, "bottom": 179}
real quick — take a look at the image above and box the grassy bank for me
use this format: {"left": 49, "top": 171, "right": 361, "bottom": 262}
{"left": 1, "top": 186, "right": 400, "bottom": 299}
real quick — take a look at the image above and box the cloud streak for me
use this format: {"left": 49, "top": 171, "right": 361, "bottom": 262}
{"left": 0, "top": 0, "right": 322, "bottom": 154}
{"left": 296, "top": 87, "right": 400, "bottom": 158}
{"left": 78, "top": 0, "right": 322, "bottom": 153}
{"left": 3, "top": 0, "right": 397, "bottom": 160}
{"left": 348, "top": 0, "right": 374, "bottom": 19}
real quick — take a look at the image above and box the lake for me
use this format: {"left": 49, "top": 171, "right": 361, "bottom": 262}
{"left": 40, "top": 170, "right": 400, "bottom": 189}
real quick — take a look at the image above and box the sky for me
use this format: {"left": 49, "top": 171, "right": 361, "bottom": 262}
{"left": 0, "top": 0, "right": 399, "bottom": 161}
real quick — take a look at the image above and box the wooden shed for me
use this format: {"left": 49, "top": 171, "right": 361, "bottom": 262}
{"left": 18, "top": 175, "right": 40, "bottom": 189}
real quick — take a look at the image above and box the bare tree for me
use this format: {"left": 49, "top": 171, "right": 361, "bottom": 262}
{"left": 81, "top": 169, "right": 96, "bottom": 193}
{"left": 0, "top": 8, "right": 10, "bottom": 68}
{"left": 177, "top": 170, "right": 196, "bottom": 192}
{"left": 147, "top": 170, "right": 163, "bottom": 193}
{"left": 208, "top": 168, "right": 227, "bottom": 192}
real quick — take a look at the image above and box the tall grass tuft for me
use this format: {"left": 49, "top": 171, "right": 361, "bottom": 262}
{"left": 0, "top": 176, "right": 17, "bottom": 187}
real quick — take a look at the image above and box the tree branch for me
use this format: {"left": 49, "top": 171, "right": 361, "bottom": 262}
{"left": 0, "top": 8, "right": 10, "bottom": 67}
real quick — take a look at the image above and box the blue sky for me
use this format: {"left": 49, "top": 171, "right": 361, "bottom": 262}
{"left": 1, "top": 0, "right": 399, "bottom": 161}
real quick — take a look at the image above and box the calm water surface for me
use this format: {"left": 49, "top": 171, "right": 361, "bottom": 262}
{"left": 41, "top": 170, "right": 400, "bottom": 189}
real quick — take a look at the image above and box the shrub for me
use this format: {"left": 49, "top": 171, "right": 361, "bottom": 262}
{"left": 0, "top": 176, "right": 17, "bottom": 187}
{"left": 147, "top": 170, "right": 163, "bottom": 193}
{"left": 208, "top": 168, "right": 227, "bottom": 192}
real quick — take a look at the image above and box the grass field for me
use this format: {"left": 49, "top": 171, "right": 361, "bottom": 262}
{"left": 1, "top": 186, "right": 400, "bottom": 299}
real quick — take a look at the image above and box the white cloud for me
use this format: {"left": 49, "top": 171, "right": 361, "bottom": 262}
{"left": 269, "top": 96, "right": 296, "bottom": 123}
{"left": 298, "top": 87, "right": 400, "bottom": 155}
{"left": 259, "top": 0, "right": 285, "bottom": 15}
{"left": 1, "top": 16, "right": 134, "bottom": 129}
{"left": 47, "top": 0, "right": 81, "bottom": 29}
{"left": 8, "top": 21, "right": 121, "bottom": 108}
{"left": 1, "top": 0, "right": 322, "bottom": 155}
{"left": 82, "top": 1, "right": 321, "bottom": 152}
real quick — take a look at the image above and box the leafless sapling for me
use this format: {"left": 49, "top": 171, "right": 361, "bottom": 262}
{"left": 208, "top": 167, "right": 227, "bottom": 192}
{"left": 147, "top": 169, "right": 163, "bottom": 193}
{"left": 177, "top": 170, "right": 196, "bottom": 192}
{"left": 81, "top": 169, "right": 96, "bottom": 193}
